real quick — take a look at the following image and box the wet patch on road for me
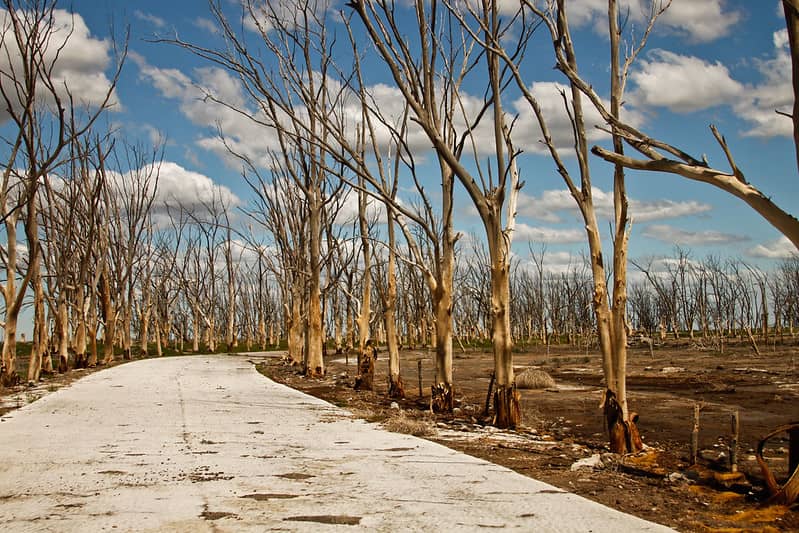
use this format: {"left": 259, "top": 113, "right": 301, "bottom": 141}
{"left": 241, "top": 493, "right": 299, "bottom": 501}
{"left": 275, "top": 472, "right": 315, "bottom": 480}
{"left": 284, "top": 515, "right": 361, "bottom": 525}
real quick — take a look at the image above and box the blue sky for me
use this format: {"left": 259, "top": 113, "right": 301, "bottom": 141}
{"left": 57, "top": 0, "right": 797, "bottom": 273}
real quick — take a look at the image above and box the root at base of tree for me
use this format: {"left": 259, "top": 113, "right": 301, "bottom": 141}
{"left": 602, "top": 388, "right": 643, "bottom": 454}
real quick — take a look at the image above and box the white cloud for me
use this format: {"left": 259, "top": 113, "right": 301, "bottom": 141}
{"left": 629, "top": 198, "right": 713, "bottom": 221}
{"left": 132, "top": 53, "right": 281, "bottom": 167}
{"left": 334, "top": 188, "right": 385, "bottom": 226}
{"left": 242, "top": 0, "right": 335, "bottom": 34}
{"left": 514, "top": 222, "right": 585, "bottom": 244}
{"left": 562, "top": 0, "right": 740, "bottom": 43}
{"left": 0, "top": 9, "right": 118, "bottom": 122}
{"left": 517, "top": 186, "right": 712, "bottom": 223}
{"left": 627, "top": 29, "right": 793, "bottom": 139}
{"left": 133, "top": 10, "right": 167, "bottom": 29}
{"left": 152, "top": 161, "right": 240, "bottom": 212}
{"left": 512, "top": 82, "right": 610, "bottom": 153}
{"left": 193, "top": 17, "right": 219, "bottom": 35}
{"left": 642, "top": 224, "right": 745, "bottom": 245}
{"left": 629, "top": 50, "right": 745, "bottom": 113}
{"left": 659, "top": 0, "right": 742, "bottom": 43}
{"left": 748, "top": 235, "right": 799, "bottom": 258}
{"left": 518, "top": 249, "right": 589, "bottom": 276}
{"left": 734, "top": 29, "right": 793, "bottom": 138}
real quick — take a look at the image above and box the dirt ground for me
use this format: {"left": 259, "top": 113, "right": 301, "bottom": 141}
{"left": 2, "top": 341, "right": 797, "bottom": 531}
{"left": 264, "top": 339, "right": 799, "bottom": 532}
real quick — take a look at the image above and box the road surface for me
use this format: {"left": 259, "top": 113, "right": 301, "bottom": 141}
{"left": 0, "top": 354, "right": 674, "bottom": 532}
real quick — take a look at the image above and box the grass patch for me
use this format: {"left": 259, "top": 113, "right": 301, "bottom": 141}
{"left": 516, "top": 368, "right": 556, "bottom": 389}
{"left": 380, "top": 410, "right": 437, "bottom": 437}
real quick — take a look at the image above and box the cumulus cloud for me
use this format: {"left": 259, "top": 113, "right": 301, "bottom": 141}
{"left": 563, "top": 0, "right": 741, "bottom": 43}
{"left": 627, "top": 29, "right": 793, "bottom": 138}
{"left": 658, "top": 0, "right": 742, "bottom": 43}
{"left": 642, "top": 224, "right": 746, "bottom": 246}
{"left": 132, "top": 52, "right": 282, "bottom": 167}
{"left": 517, "top": 187, "right": 712, "bottom": 223}
{"left": 152, "top": 161, "right": 240, "bottom": 212}
{"left": 748, "top": 235, "right": 799, "bottom": 258}
{"left": 734, "top": 29, "right": 793, "bottom": 138}
{"left": 517, "top": 249, "right": 590, "bottom": 276}
{"left": 0, "top": 9, "right": 119, "bottom": 122}
{"left": 628, "top": 50, "right": 745, "bottom": 113}
{"left": 514, "top": 222, "right": 585, "bottom": 244}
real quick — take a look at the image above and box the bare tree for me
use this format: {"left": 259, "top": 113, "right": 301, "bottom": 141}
{"left": 486, "top": 0, "right": 668, "bottom": 449}
{"left": 0, "top": 0, "right": 123, "bottom": 385}
{"left": 348, "top": 0, "right": 523, "bottom": 427}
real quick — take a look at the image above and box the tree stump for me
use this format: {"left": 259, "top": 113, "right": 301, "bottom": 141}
{"left": 353, "top": 341, "right": 376, "bottom": 391}
{"left": 493, "top": 384, "right": 521, "bottom": 429}
{"left": 431, "top": 382, "right": 453, "bottom": 413}
{"left": 388, "top": 374, "right": 405, "bottom": 399}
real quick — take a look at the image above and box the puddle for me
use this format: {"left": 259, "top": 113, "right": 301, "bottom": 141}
{"left": 242, "top": 493, "right": 299, "bottom": 501}
{"left": 275, "top": 472, "right": 315, "bottom": 480}
{"left": 284, "top": 515, "right": 361, "bottom": 525}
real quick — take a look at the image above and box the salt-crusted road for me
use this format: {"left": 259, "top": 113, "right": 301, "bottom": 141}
{"left": 0, "top": 354, "right": 674, "bottom": 532}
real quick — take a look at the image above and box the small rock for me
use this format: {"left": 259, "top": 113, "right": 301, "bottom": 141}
{"left": 668, "top": 472, "right": 688, "bottom": 483}
{"left": 600, "top": 453, "right": 621, "bottom": 467}
{"left": 389, "top": 402, "right": 399, "bottom": 410}
{"left": 570, "top": 454, "right": 603, "bottom": 471}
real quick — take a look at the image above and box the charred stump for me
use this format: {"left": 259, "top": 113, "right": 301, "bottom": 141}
{"left": 58, "top": 353, "right": 69, "bottom": 373}
{"left": 305, "top": 365, "right": 324, "bottom": 378}
{"left": 74, "top": 352, "right": 89, "bottom": 369}
{"left": 602, "top": 389, "right": 643, "bottom": 454}
{"left": 353, "top": 342, "right": 376, "bottom": 391}
{"left": 431, "top": 382, "right": 453, "bottom": 413}
{"left": 493, "top": 384, "right": 521, "bottom": 429}
{"left": 0, "top": 366, "right": 19, "bottom": 387}
{"left": 388, "top": 375, "right": 405, "bottom": 399}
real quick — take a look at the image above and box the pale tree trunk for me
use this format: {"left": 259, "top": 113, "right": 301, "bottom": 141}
{"left": 154, "top": 316, "right": 163, "bottom": 357}
{"left": 355, "top": 187, "right": 373, "bottom": 390}
{"left": 87, "top": 291, "right": 99, "bottom": 368}
{"left": 287, "top": 282, "right": 304, "bottom": 365}
{"left": 139, "top": 296, "right": 151, "bottom": 357}
{"left": 333, "top": 290, "right": 343, "bottom": 354}
{"left": 1, "top": 213, "right": 19, "bottom": 386}
{"left": 192, "top": 304, "right": 201, "bottom": 352}
{"left": 206, "top": 316, "right": 217, "bottom": 352}
{"left": 225, "top": 227, "right": 236, "bottom": 349}
{"left": 384, "top": 205, "right": 403, "bottom": 398}
{"left": 74, "top": 287, "right": 88, "bottom": 368}
{"left": 101, "top": 266, "right": 116, "bottom": 365}
{"left": 305, "top": 194, "right": 324, "bottom": 376}
{"left": 258, "top": 314, "right": 267, "bottom": 351}
{"left": 488, "top": 232, "right": 518, "bottom": 428}
{"left": 269, "top": 321, "right": 275, "bottom": 348}
{"left": 121, "top": 305, "right": 132, "bottom": 361}
{"left": 56, "top": 296, "right": 69, "bottom": 372}
{"left": 26, "top": 259, "right": 47, "bottom": 382}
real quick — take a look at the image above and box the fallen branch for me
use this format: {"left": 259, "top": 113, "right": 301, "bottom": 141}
{"left": 756, "top": 422, "right": 799, "bottom": 505}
